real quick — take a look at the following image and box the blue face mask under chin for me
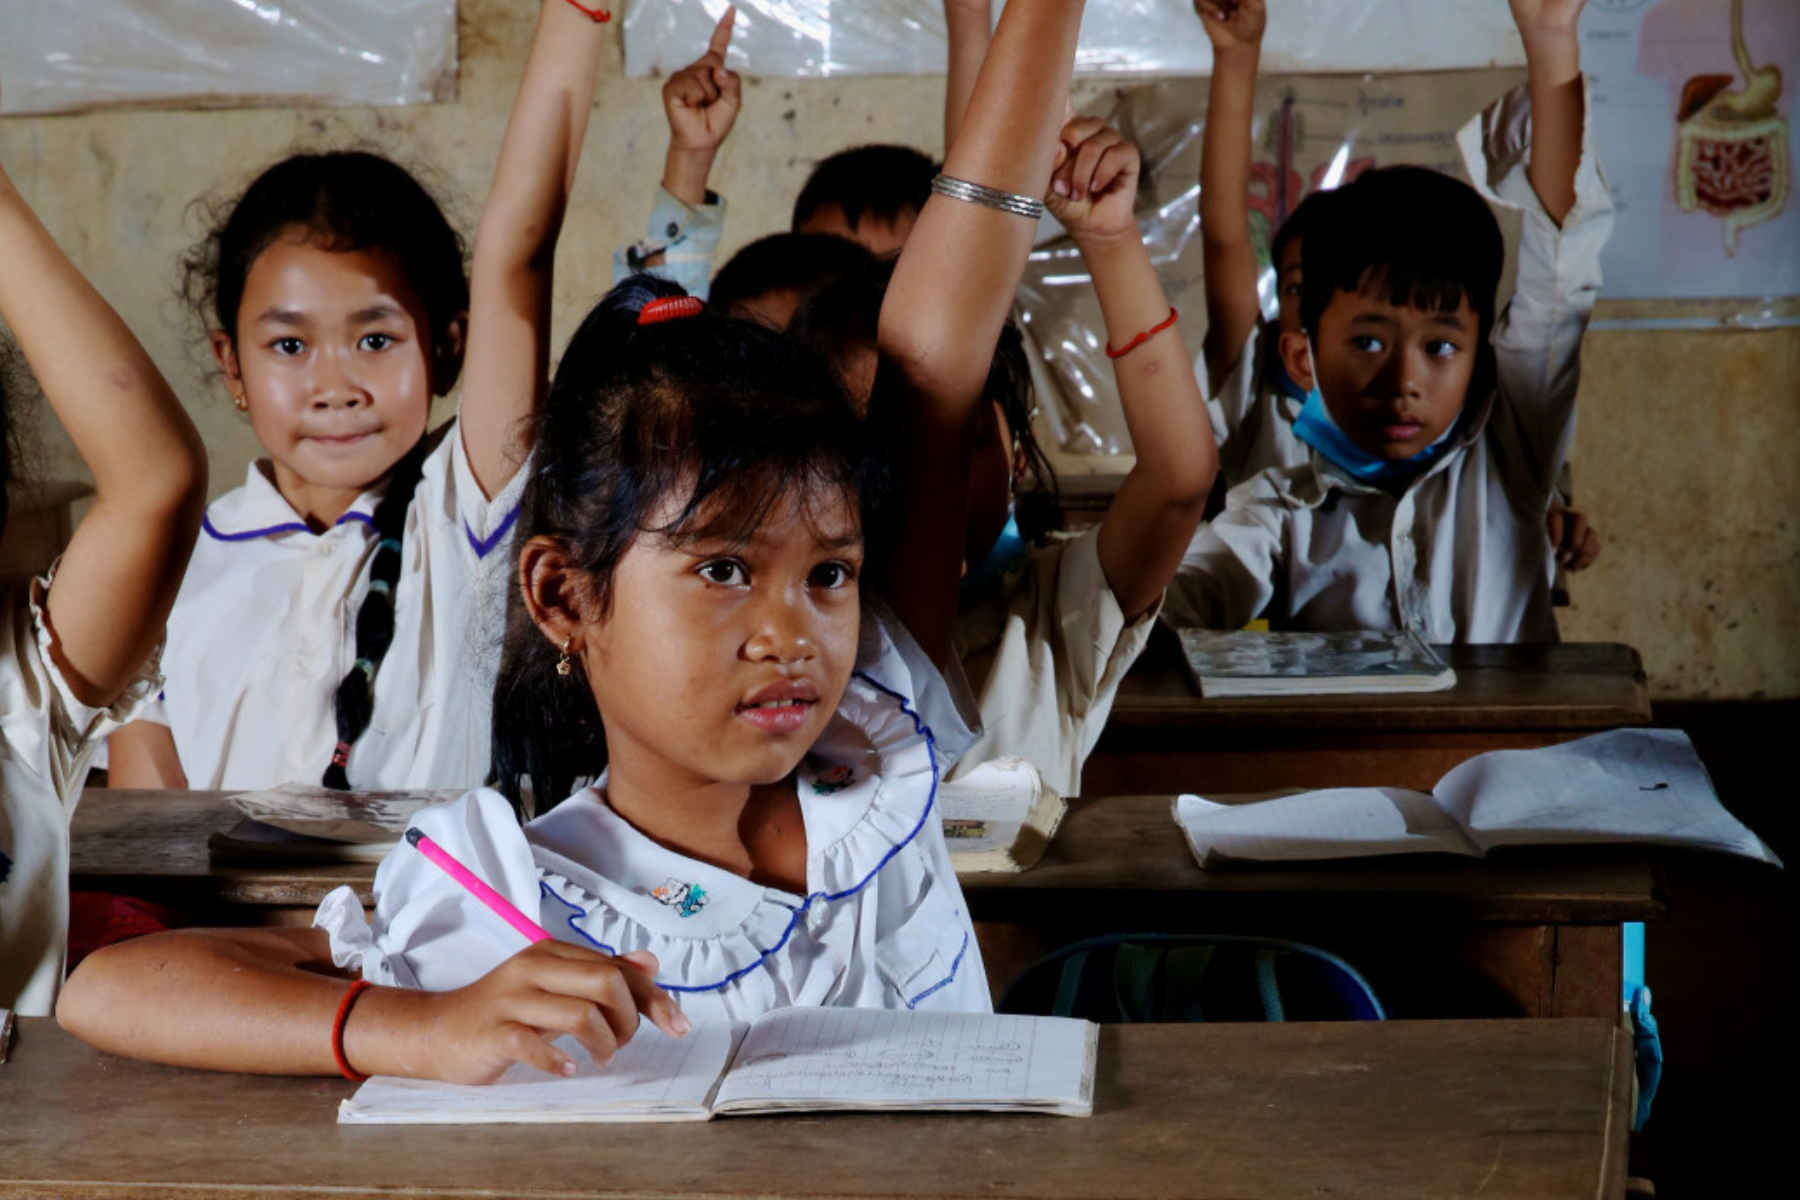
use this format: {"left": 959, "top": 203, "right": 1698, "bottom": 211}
{"left": 1291, "top": 375, "right": 1463, "bottom": 492}
{"left": 961, "top": 505, "right": 1026, "bottom": 599}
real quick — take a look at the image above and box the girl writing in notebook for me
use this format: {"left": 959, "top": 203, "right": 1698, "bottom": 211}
{"left": 104, "top": 0, "right": 613, "bottom": 792}
{"left": 58, "top": 0, "right": 1091, "bottom": 1083}
{"left": 0, "top": 65, "right": 209, "bottom": 1014}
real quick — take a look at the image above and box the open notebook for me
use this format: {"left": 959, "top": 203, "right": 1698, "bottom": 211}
{"left": 1173, "top": 729, "right": 1780, "bottom": 867}
{"left": 339, "top": 1008, "right": 1098, "bottom": 1124}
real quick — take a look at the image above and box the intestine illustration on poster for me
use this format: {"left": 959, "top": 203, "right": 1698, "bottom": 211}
{"left": 1671, "top": 0, "right": 1789, "bottom": 254}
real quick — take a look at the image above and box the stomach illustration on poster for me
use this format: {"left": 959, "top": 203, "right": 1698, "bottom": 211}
{"left": 1673, "top": 0, "right": 1789, "bottom": 253}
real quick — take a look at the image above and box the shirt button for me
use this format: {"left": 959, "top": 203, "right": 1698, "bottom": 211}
{"left": 666, "top": 222, "right": 680, "bottom": 237}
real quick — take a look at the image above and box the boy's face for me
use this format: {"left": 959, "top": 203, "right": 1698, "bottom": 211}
{"left": 1280, "top": 285, "right": 1479, "bottom": 461}
{"left": 1275, "top": 237, "right": 1305, "bottom": 336}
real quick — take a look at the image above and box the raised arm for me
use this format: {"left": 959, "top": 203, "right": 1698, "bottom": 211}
{"left": 458, "top": 1, "right": 611, "bottom": 497}
{"left": 1049, "top": 119, "right": 1217, "bottom": 621}
{"left": 878, "top": 0, "right": 1088, "bottom": 667}
{"left": 943, "top": 0, "right": 993, "bottom": 153}
{"left": 660, "top": 7, "right": 742, "bottom": 209}
{"left": 0, "top": 132, "right": 205, "bottom": 707}
{"left": 1195, "top": 0, "right": 1267, "bottom": 389}
{"left": 1509, "top": 0, "right": 1585, "bottom": 225}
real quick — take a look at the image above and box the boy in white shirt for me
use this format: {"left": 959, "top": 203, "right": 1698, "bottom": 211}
{"left": 1165, "top": 0, "right": 1612, "bottom": 643}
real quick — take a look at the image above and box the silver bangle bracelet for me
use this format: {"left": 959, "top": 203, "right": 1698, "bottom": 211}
{"left": 930, "top": 173, "right": 1046, "bottom": 220}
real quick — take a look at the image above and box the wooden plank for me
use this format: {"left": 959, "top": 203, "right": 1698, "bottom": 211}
{"left": 1106, "top": 633, "right": 1651, "bottom": 734}
{"left": 0, "top": 1017, "right": 1630, "bottom": 1200}
{"left": 72, "top": 791, "right": 1669, "bottom": 926}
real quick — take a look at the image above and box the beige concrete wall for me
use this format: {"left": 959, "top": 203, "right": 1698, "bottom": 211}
{"left": 1, "top": 1, "right": 1794, "bottom": 700}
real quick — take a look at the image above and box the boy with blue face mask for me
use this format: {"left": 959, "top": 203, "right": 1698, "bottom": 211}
{"left": 1164, "top": 0, "right": 1612, "bottom": 643}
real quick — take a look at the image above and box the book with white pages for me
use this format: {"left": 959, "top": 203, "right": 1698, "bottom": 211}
{"left": 1172, "top": 729, "right": 1781, "bottom": 868}
{"left": 1176, "top": 629, "right": 1455, "bottom": 697}
{"left": 940, "top": 757, "right": 1066, "bottom": 872}
{"left": 338, "top": 1007, "right": 1098, "bottom": 1124}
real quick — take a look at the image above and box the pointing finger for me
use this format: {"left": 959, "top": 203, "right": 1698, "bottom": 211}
{"left": 706, "top": 6, "right": 738, "bottom": 61}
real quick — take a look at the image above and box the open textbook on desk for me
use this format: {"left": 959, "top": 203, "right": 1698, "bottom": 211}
{"left": 339, "top": 1008, "right": 1098, "bottom": 1124}
{"left": 1173, "top": 729, "right": 1780, "bottom": 867}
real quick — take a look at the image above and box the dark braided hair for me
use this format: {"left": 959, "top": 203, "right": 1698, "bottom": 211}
{"left": 184, "top": 151, "right": 468, "bottom": 789}
{"left": 490, "top": 275, "right": 881, "bottom": 817}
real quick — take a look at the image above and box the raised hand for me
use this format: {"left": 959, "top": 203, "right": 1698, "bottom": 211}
{"left": 1047, "top": 117, "right": 1142, "bottom": 243}
{"left": 1507, "top": 0, "right": 1587, "bottom": 44}
{"left": 404, "top": 942, "right": 687, "bottom": 1085}
{"left": 1193, "top": 0, "right": 1266, "bottom": 53}
{"left": 662, "top": 5, "right": 742, "bottom": 205}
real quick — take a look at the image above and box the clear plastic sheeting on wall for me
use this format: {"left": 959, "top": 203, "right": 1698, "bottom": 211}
{"left": 0, "top": 0, "right": 458, "bottom": 115}
{"left": 1021, "top": 69, "right": 1526, "bottom": 459}
{"left": 621, "top": 0, "right": 1528, "bottom": 80}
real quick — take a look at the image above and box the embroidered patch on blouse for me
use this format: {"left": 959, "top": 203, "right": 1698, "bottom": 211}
{"left": 651, "top": 878, "right": 709, "bottom": 919}
{"left": 810, "top": 764, "right": 856, "bottom": 795}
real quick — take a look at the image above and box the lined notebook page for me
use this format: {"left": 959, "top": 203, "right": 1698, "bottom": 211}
{"left": 1436, "top": 728, "right": 1782, "bottom": 862}
{"left": 337, "top": 1019, "right": 741, "bottom": 1124}
{"left": 1173, "top": 789, "right": 1478, "bottom": 866}
{"left": 711, "top": 1008, "right": 1096, "bottom": 1115}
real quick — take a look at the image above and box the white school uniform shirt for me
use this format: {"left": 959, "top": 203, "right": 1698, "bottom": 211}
{"left": 137, "top": 418, "right": 525, "bottom": 791}
{"left": 1, "top": 574, "right": 158, "bottom": 1014}
{"left": 952, "top": 528, "right": 1158, "bottom": 800}
{"left": 1163, "top": 80, "right": 1614, "bottom": 645}
{"left": 316, "top": 606, "right": 992, "bottom": 1022}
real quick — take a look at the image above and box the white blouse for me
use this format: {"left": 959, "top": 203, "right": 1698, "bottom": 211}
{"left": 1, "top": 574, "right": 157, "bottom": 1013}
{"left": 132, "top": 418, "right": 524, "bottom": 791}
{"left": 317, "top": 609, "right": 992, "bottom": 1023}
{"left": 953, "top": 528, "right": 1157, "bottom": 800}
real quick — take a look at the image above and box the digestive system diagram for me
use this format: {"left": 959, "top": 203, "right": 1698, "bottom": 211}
{"left": 1674, "top": 0, "right": 1789, "bottom": 254}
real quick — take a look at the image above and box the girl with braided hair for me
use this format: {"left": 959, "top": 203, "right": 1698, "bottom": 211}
{"left": 106, "top": 2, "right": 615, "bottom": 792}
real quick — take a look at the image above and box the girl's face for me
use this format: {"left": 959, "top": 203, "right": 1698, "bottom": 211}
{"left": 560, "top": 487, "right": 864, "bottom": 795}
{"left": 213, "top": 230, "right": 439, "bottom": 512}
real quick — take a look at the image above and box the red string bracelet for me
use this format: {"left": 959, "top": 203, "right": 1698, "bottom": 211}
{"left": 561, "top": 0, "right": 612, "bottom": 22}
{"left": 332, "top": 979, "right": 374, "bottom": 1083}
{"left": 1104, "top": 307, "right": 1179, "bottom": 360}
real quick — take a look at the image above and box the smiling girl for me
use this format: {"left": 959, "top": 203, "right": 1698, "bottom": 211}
{"left": 105, "top": 1, "right": 615, "bottom": 791}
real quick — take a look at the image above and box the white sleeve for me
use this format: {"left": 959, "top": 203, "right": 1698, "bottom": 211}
{"left": 1458, "top": 77, "right": 1614, "bottom": 501}
{"left": 858, "top": 595, "right": 982, "bottom": 771}
{"left": 435, "top": 416, "right": 530, "bottom": 566}
{"left": 315, "top": 789, "right": 544, "bottom": 992}
{"left": 12, "top": 573, "right": 161, "bottom": 803}
{"left": 1161, "top": 475, "right": 1288, "bottom": 632}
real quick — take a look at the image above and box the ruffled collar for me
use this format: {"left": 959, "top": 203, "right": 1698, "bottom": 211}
{"left": 521, "top": 665, "right": 941, "bottom": 995}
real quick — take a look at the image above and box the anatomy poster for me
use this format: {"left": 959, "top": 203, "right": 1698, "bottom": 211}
{"left": 1584, "top": 0, "right": 1797, "bottom": 298}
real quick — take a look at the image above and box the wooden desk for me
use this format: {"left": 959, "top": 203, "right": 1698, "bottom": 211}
{"left": 0, "top": 1016, "right": 1631, "bottom": 1200}
{"left": 72, "top": 791, "right": 1665, "bottom": 1019}
{"left": 1086, "top": 634, "right": 1652, "bottom": 795}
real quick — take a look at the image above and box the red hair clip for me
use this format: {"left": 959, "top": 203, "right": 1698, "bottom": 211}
{"left": 637, "top": 296, "right": 706, "bottom": 326}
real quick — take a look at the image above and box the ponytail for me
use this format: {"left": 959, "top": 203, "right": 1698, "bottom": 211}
{"left": 322, "top": 440, "right": 429, "bottom": 790}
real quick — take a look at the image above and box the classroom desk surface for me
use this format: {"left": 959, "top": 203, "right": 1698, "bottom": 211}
{"left": 72, "top": 790, "right": 1668, "bottom": 925}
{"left": 72, "top": 790, "right": 1663, "bottom": 1020}
{"left": 1086, "top": 636, "right": 1651, "bottom": 794}
{"left": 0, "top": 1016, "right": 1631, "bottom": 1200}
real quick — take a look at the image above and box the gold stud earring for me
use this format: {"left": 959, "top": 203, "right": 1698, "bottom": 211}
{"left": 555, "top": 635, "right": 575, "bottom": 676}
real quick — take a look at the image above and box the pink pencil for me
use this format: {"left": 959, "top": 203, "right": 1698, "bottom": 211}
{"left": 405, "top": 827, "right": 551, "bottom": 944}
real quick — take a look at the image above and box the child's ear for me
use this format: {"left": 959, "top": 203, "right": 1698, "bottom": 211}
{"left": 1278, "top": 331, "right": 1315, "bottom": 393}
{"left": 209, "top": 331, "right": 248, "bottom": 412}
{"left": 432, "top": 312, "right": 469, "bottom": 396}
{"left": 519, "top": 535, "right": 589, "bottom": 655}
